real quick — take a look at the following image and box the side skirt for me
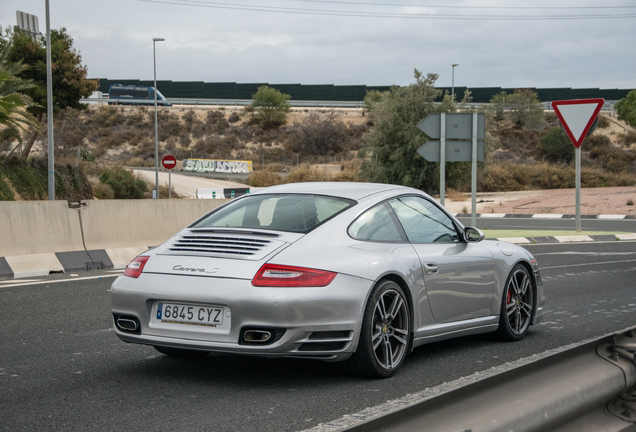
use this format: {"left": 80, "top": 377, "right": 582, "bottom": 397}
{"left": 412, "top": 316, "right": 499, "bottom": 348}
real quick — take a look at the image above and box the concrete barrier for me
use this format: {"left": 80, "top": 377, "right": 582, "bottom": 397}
{"left": 0, "top": 199, "right": 229, "bottom": 279}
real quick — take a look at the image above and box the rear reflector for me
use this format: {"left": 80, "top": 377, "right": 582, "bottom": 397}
{"left": 252, "top": 264, "right": 336, "bottom": 287}
{"left": 124, "top": 256, "right": 150, "bottom": 278}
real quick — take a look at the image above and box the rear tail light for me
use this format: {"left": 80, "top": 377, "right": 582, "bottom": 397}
{"left": 252, "top": 264, "right": 336, "bottom": 287}
{"left": 124, "top": 256, "right": 150, "bottom": 278}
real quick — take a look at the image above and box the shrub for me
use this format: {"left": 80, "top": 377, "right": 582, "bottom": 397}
{"left": 620, "top": 131, "right": 636, "bottom": 146}
{"left": 92, "top": 106, "right": 125, "bottom": 127}
{"left": 246, "top": 170, "right": 283, "bottom": 187}
{"left": 489, "top": 89, "right": 544, "bottom": 129}
{"left": 205, "top": 110, "right": 230, "bottom": 134}
{"left": 228, "top": 112, "right": 240, "bottom": 123}
{"left": 478, "top": 161, "right": 635, "bottom": 192}
{"left": 99, "top": 167, "right": 147, "bottom": 199}
{"left": 251, "top": 86, "right": 291, "bottom": 128}
{"left": 0, "top": 173, "right": 14, "bottom": 200}
{"left": 286, "top": 111, "right": 349, "bottom": 156}
{"left": 598, "top": 115, "right": 611, "bottom": 128}
{"left": 92, "top": 182, "right": 115, "bottom": 199}
{"left": 178, "top": 130, "right": 191, "bottom": 147}
{"left": 542, "top": 126, "right": 574, "bottom": 162}
{"left": 283, "top": 164, "right": 332, "bottom": 183}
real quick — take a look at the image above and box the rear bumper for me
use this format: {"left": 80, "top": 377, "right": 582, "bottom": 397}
{"left": 110, "top": 272, "right": 371, "bottom": 361}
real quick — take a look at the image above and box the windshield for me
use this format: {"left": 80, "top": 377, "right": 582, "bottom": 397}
{"left": 192, "top": 194, "right": 355, "bottom": 234}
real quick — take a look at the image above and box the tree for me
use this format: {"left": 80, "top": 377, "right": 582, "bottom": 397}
{"left": 360, "top": 69, "right": 471, "bottom": 194}
{"left": 616, "top": 89, "right": 636, "bottom": 128}
{"left": 2, "top": 28, "right": 98, "bottom": 158}
{"left": 0, "top": 39, "right": 43, "bottom": 139}
{"left": 251, "top": 86, "right": 291, "bottom": 128}
{"left": 488, "top": 89, "right": 543, "bottom": 129}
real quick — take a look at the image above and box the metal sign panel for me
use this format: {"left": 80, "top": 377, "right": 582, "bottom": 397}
{"left": 162, "top": 155, "right": 177, "bottom": 170}
{"left": 417, "top": 140, "right": 485, "bottom": 162}
{"left": 551, "top": 98, "right": 604, "bottom": 148}
{"left": 417, "top": 113, "right": 485, "bottom": 140}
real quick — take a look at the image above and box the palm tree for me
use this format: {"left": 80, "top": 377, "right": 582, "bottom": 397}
{"left": 0, "top": 41, "right": 43, "bottom": 140}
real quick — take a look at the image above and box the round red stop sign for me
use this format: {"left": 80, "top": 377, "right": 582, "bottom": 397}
{"left": 162, "top": 155, "right": 177, "bottom": 170}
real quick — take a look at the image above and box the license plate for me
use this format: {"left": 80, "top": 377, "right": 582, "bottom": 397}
{"left": 156, "top": 302, "right": 224, "bottom": 327}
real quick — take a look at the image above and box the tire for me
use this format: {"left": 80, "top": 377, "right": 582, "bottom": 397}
{"left": 344, "top": 280, "right": 411, "bottom": 378}
{"left": 497, "top": 264, "right": 535, "bottom": 341}
{"left": 153, "top": 345, "right": 209, "bottom": 358}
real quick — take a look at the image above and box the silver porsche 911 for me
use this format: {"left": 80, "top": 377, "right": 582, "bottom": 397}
{"left": 111, "top": 182, "right": 545, "bottom": 378}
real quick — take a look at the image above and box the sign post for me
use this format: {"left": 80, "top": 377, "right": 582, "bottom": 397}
{"left": 417, "top": 113, "right": 485, "bottom": 224}
{"left": 440, "top": 113, "right": 446, "bottom": 206}
{"left": 161, "top": 155, "right": 177, "bottom": 199}
{"left": 551, "top": 99, "right": 604, "bottom": 232}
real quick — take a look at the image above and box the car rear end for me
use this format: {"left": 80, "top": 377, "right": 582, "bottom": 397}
{"left": 110, "top": 193, "right": 370, "bottom": 360}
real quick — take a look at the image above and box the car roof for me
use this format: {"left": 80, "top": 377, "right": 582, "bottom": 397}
{"left": 248, "top": 182, "right": 422, "bottom": 201}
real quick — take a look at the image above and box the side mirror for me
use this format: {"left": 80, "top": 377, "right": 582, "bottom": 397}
{"left": 464, "top": 227, "right": 485, "bottom": 243}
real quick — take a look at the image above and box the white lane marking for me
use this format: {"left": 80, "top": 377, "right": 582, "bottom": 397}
{"left": 0, "top": 273, "right": 123, "bottom": 289}
{"left": 541, "top": 259, "right": 636, "bottom": 270}
{"left": 535, "top": 251, "right": 636, "bottom": 256}
{"left": 0, "top": 279, "right": 42, "bottom": 284}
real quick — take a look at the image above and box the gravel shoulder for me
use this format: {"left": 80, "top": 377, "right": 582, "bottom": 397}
{"left": 444, "top": 186, "right": 636, "bottom": 215}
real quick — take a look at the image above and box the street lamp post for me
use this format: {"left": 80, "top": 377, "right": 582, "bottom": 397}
{"left": 451, "top": 63, "right": 459, "bottom": 100}
{"left": 46, "top": 0, "right": 55, "bottom": 200}
{"left": 153, "top": 37, "right": 165, "bottom": 199}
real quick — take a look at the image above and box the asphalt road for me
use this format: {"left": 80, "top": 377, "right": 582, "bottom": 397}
{"left": 456, "top": 215, "right": 636, "bottom": 233}
{"left": 1, "top": 241, "right": 636, "bottom": 431}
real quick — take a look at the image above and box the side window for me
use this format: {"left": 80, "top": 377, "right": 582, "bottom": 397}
{"left": 348, "top": 203, "right": 404, "bottom": 242}
{"left": 389, "top": 196, "right": 458, "bottom": 243}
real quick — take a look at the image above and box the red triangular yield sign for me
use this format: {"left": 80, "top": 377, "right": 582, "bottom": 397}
{"left": 551, "top": 98, "right": 604, "bottom": 148}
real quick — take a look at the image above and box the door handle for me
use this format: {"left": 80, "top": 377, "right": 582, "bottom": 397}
{"left": 424, "top": 263, "right": 439, "bottom": 275}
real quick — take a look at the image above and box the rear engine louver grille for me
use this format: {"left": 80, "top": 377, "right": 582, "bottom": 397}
{"left": 169, "top": 235, "right": 271, "bottom": 256}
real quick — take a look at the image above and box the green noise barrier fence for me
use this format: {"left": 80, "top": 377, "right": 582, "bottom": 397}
{"left": 93, "top": 78, "right": 632, "bottom": 103}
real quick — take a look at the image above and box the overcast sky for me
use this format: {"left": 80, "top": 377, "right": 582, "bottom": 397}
{"left": 2, "top": 0, "right": 635, "bottom": 90}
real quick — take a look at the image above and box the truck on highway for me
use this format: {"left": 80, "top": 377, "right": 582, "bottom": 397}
{"left": 108, "top": 84, "right": 171, "bottom": 106}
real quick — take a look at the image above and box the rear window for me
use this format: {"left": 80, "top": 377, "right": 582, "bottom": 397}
{"left": 192, "top": 194, "right": 355, "bottom": 233}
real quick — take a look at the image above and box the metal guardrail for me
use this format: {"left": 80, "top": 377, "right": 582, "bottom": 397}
{"left": 82, "top": 97, "right": 618, "bottom": 113}
{"left": 81, "top": 96, "right": 366, "bottom": 109}
{"left": 329, "top": 326, "right": 636, "bottom": 432}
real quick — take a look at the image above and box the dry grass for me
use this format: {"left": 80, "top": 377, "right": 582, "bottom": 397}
{"left": 479, "top": 162, "right": 636, "bottom": 192}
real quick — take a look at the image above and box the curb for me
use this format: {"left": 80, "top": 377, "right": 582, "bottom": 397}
{"left": 495, "top": 233, "right": 636, "bottom": 245}
{"left": 455, "top": 213, "right": 636, "bottom": 219}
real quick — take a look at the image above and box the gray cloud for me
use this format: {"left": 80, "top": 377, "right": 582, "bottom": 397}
{"left": 2, "top": 0, "right": 634, "bottom": 90}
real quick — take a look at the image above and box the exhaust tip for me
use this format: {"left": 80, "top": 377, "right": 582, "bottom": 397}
{"left": 239, "top": 327, "right": 286, "bottom": 345}
{"left": 243, "top": 330, "right": 273, "bottom": 343}
{"left": 113, "top": 315, "right": 141, "bottom": 334}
